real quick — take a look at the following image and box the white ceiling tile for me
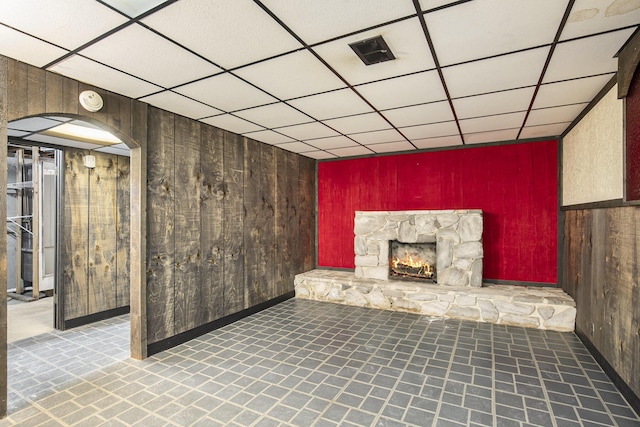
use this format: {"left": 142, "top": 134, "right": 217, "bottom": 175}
{"left": 519, "top": 122, "right": 571, "bottom": 139}
{"left": 367, "top": 141, "right": 416, "bottom": 153}
{"left": 50, "top": 55, "right": 162, "bottom": 99}
{"left": 303, "top": 151, "right": 337, "bottom": 160}
{"left": 324, "top": 113, "right": 390, "bottom": 134}
{"left": 287, "top": 89, "right": 373, "bottom": 120}
{"left": 276, "top": 122, "right": 339, "bottom": 140}
{"left": 260, "top": 0, "right": 416, "bottom": 45}
{"left": 399, "top": 121, "right": 459, "bottom": 140}
{"left": 561, "top": 0, "right": 640, "bottom": 40}
{"left": 175, "top": 73, "right": 277, "bottom": 112}
{"left": 94, "top": 145, "right": 131, "bottom": 157}
{"left": 305, "top": 136, "right": 359, "bottom": 150}
{"left": 412, "top": 134, "right": 463, "bottom": 149}
{"left": 200, "top": 114, "right": 264, "bottom": 134}
{"left": 235, "top": 51, "right": 346, "bottom": 100}
{"left": 526, "top": 103, "right": 588, "bottom": 126}
{"left": 314, "top": 18, "right": 435, "bottom": 86}
{"left": 544, "top": 29, "right": 635, "bottom": 83}
{"left": 139, "top": 91, "right": 222, "bottom": 120}
{"left": 102, "top": 0, "right": 168, "bottom": 17}
{"left": 0, "top": 0, "right": 128, "bottom": 50}
{"left": 234, "top": 103, "right": 311, "bottom": 128}
{"left": 459, "top": 112, "right": 526, "bottom": 134}
{"left": 383, "top": 101, "right": 454, "bottom": 127}
{"left": 443, "top": 47, "right": 550, "bottom": 98}
{"left": 0, "top": 26, "right": 67, "bottom": 68}
{"left": 276, "top": 142, "right": 317, "bottom": 154}
{"left": 8, "top": 117, "right": 60, "bottom": 132}
{"left": 426, "top": 0, "right": 566, "bottom": 66}
{"left": 142, "top": 0, "right": 302, "bottom": 69}
{"left": 356, "top": 71, "right": 446, "bottom": 110}
{"left": 25, "top": 134, "right": 102, "bottom": 150}
{"left": 8, "top": 129, "right": 29, "bottom": 137}
{"left": 349, "top": 129, "right": 405, "bottom": 144}
{"left": 80, "top": 24, "right": 221, "bottom": 88}
{"left": 453, "top": 87, "right": 535, "bottom": 119}
{"left": 327, "top": 146, "right": 375, "bottom": 157}
{"left": 419, "top": 0, "right": 463, "bottom": 11}
{"left": 243, "top": 130, "right": 294, "bottom": 145}
{"left": 464, "top": 128, "right": 519, "bottom": 144}
{"left": 533, "top": 74, "right": 614, "bottom": 108}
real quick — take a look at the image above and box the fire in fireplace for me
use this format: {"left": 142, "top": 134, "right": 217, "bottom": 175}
{"left": 389, "top": 241, "right": 436, "bottom": 281}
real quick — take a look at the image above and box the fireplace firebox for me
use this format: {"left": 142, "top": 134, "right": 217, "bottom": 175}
{"left": 389, "top": 241, "right": 436, "bottom": 282}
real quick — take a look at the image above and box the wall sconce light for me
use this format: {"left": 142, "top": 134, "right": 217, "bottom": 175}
{"left": 79, "top": 90, "right": 103, "bottom": 112}
{"left": 83, "top": 155, "right": 96, "bottom": 169}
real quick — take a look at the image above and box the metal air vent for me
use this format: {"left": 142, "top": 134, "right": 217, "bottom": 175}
{"left": 349, "top": 35, "right": 395, "bottom": 66}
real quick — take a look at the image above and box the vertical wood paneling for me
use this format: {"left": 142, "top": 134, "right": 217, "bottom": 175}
{"left": 200, "top": 126, "right": 224, "bottom": 323}
{"left": 173, "top": 116, "right": 201, "bottom": 334}
{"left": 299, "top": 156, "right": 315, "bottom": 272}
{"left": 62, "top": 150, "right": 90, "bottom": 319}
{"left": 44, "top": 72, "right": 63, "bottom": 114}
{"left": 244, "top": 138, "right": 263, "bottom": 306}
{"left": 7, "top": 60, "right": 27, "bottom": 121}
{"left": 116, "top": 156, "right": 130, "bottom": 307}
{"left": 275, "top": 149, "right": 299, "bottom": 296}
{"left": 88, "top": 153, "right": 118, "bottom": 313}
{"left": 26, "top": 67, "right": 46, "bottom": 116}
{"left": 259, "top": 144, "right": 276, "bottom": 299}
{"left": 146, "top": 107, "right": 175, "bottom": 343}
{"left": 61, "top": 76, "right": 79, "bottom": 116}
{"left": 0, "top": 55, "right": 9, "bottom": 420}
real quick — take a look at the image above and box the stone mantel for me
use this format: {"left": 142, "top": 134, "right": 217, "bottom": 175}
{"left": 354, "top": 210, "right": 483, "bottom": 286}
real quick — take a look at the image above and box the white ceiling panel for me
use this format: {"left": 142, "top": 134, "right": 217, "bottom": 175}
{"left": 0, "top": 0, "right": 127, "bottom": 50}
{"left": 50, "top": 55, "right": 162, "bottom": 99}
{"left": 453, "top": 87, "right": 536, "bottom": 119}
{"left": 0, "top": 26, "right": 67, "bottom": 68}
{"left": 533, "top": 74, "right": 614, "bottom": 109}
{"left": 426, "top": 0, "right": 567, "bottom": 66}
{"left": 80, "top": 24, "right": 221, "bottom": 88}
{"left": 383, "top": 101, "right": 454, "bottom": 128}
{"left": 349, "top": 129, "right": 405, "bottom": 144}
{"left": 234, "top": 51, "right": 346, "bottom": 100}
{"left": 7, "top": 129, "right": 29, "bottom": 137}
{"left": 561, "top": 0, "right": 640, "bottom": 40}
{"left": 94, "top": 144, "right": 131, "bottom": 157}
{"left": 412, "top": 134, "right": 463, "bottom": 149}
{"left": 9, "top": 117, "right": 60, "bottom": 132}
{"left": 303, "top": 151, "right": 338, "bottom": 160}
{"left": 200, "top": 114, "right": 264, "bottom": 134}
{"left": 261, "top": 0, "right": 416, "bottom": 45}
{"left": 305, "top": 136, "right": 360, "bottom": 150}
{"left": 139, "top": 91, "right": 222, "bottom": 120}
{"left": 234, "top": 103, "right": 311, "bottom": 129}
{"left": 314, "top": 18, "right": 435, "bottom": 85}
{"left": 276, "top": 142, "right": 317, "bottom": 153}
{"left": 101, "top": 0, "right": 167, "bottom": 18}
{"left": 367, "top": 141, "right": 415, "bottom": 153}
{"left": 399, "top": 121, "right": 459, "bottom": 140}
{"left": 25, "top": 134, "right": 103, "bottom": 150}
{"left": 443, "top": 47, "right": 550, "bottom": 98}
{"left": 419, "top": 0, "right": 464, "bottom": 11}
{"left": 327, "top": 146, "right": 374, "bottom": 157}
{"left": 356, "top": 71, "right": 446, "bottom": 110}
{"left": 142, "top": 0, "right": 302, "bottom": 69}
{"left": 277, "top": 122, "right": 339, "bottom": 140}
{"left": 175, "top": 73, "right": 277, "bottom": 113}
{"left": 243, "top": 130, "right": 295, "bottom": 145}
{"left": 544, "top": 29, "right": 635, "bottom": 83}
{"left": 459, "top": 112, "right": 526, "bottom": 134}
{"left": 520, "top": 122, "right": 571, "bottom": 139}
{"left": 324, "top": 113, "right": 391, "bottom": 135}
{"left": 526, "top": 103, "right": 588, "bottom": 126}
{"left": 287, "top": 89, "right": 373, "bottom": 120}
{"left": 464, "top": 128, "right": 519, "bottom": 144}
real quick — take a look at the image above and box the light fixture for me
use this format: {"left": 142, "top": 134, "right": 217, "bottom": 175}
{"left": 79, "top": 90, "right": 104, "bottom": 112}
{"left": 83, "top": 155, "right": 96, "bottom": 169}
{"left": 349, "top": 35, "right": 395, "bottom": 66}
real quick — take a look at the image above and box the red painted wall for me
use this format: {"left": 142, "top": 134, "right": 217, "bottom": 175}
{"left": 626, "top": 69, "right": 640, "bottom": 202}
{"left": 318, "top": 140, "right": 558, "bottom": 284}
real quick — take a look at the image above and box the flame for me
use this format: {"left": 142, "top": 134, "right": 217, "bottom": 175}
{"left": 391, "top": 250, "right": 434, "bottom": 276}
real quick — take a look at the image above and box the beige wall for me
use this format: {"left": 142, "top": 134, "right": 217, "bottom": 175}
{"left": 562, "top": 84, "right": 623, "bottom": 206}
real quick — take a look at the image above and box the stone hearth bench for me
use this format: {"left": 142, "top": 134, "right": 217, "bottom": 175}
{"left": 294, "top": 269, "right": 576, "bottom": 332}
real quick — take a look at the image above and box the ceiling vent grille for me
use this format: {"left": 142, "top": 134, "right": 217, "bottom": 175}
{"left": 349, "top": 35, "right": 395, "bottom": 66}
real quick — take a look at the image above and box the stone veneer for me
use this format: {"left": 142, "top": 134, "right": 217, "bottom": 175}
{"left": 355, "top": 210, "right": 483, "bottom": 286}
{"left": 295, "top": 270, "right": 576, "bottom": 332}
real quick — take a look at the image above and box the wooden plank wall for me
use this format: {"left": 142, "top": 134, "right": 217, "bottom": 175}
{"left": 146, "top": 106, "right": 316, "bottom": 346}
{"left": 563, "top": 206, "right": 640, "bottom": 398}
{"left": 61, "top": 149, "right": 131, "bottom": 320}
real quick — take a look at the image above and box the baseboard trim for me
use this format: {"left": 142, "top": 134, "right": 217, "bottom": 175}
{"left": 575, "top": 327, "right": 640, "bottom": 417}
{"left": 147, "top": 292, "right": 295, "bottom": 357}
{"left": 64, "top": 306, "right": 130, "bottom": 330}
{"left": 483, "top": 279, "right": 557, "bottom": 287}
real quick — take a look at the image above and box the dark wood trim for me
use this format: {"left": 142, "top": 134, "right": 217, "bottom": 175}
{"left": 147, "top": 291, "right": 295, "bottom": 357}
{"left": 64, "top": 306, "right": 130, "bottom": 330}
{"left": 561, "top": 75, "right": 618, "bottom": 138}
{"left": 617, "top": 27, "right": 640, "bottom": 99}
{"left": 561, "top": 199, "right": 625, "bottom": 211}
{"left": 483, "top": 279, "right": 558, "bottom": 288}
{"left": 576, "top": 326, "right": 640, "bottom": 417}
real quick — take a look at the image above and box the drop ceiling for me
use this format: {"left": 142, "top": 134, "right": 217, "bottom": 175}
{"left": 1, "top": 0, "right": 638, "bottom": 159}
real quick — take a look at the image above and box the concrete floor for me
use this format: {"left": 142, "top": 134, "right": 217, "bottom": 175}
{"left": 7, "top": 296, "right": 54, "bottom": 343}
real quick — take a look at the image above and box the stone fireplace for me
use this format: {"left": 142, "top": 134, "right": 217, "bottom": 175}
{"left": 354, "top": 210, "right": 483, "bottom": 286}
